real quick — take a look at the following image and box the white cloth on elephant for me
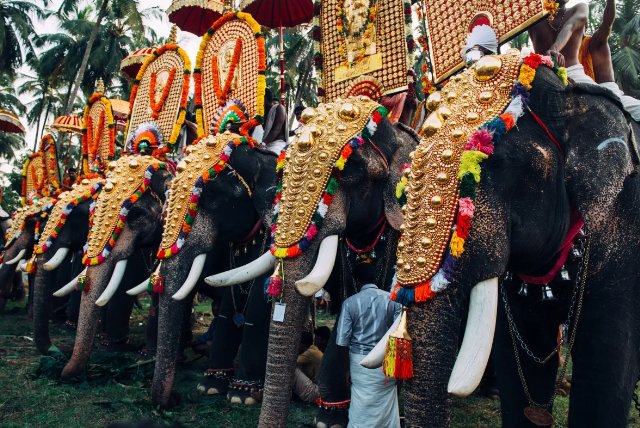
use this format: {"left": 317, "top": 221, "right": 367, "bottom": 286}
{"left": 348, "top": 352, "right": 400, "bottom": 428}
{"left": 566, "top": 64, "right": 596, "bottom": 84}
{"left": 600, "top": 82, "right": 640, "bottom": 122}
{"left": 265, "top": 139, "right": 287, "bottom": 155}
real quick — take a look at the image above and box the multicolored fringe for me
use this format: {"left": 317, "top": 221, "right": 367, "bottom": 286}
{"left": 269, "top": 106, "right": 387, "bottom": 260}
{"left": 34, "top": 181, "right": 103, "bottom": 255}
{"left": 157, "top": 137, "right": 253, "bottom": 259}
{"left": 75, "top": 273, "right": 89, "bottom": 293}
{"left": 84, "top": 162, "right": 166, "bottom": 266}
{"left": 211, "top": 99, "right": 249, "bottom": 135}
{"left": 383, "top": 307, "right": 413, "bottom": 379}
{"left": 391, "top": 53, "right": 567, "bottom": 306}
{"left": 127, "top": 122, "right": 164, "bottom": 154}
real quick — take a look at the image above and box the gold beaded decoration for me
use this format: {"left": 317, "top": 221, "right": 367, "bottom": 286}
{"left": 36, "top": 178, "right": 104, "bottom": 251}
{"left": 4, "top": 197, "right": 55, "bottom": 246}
{"left": 397, "top": 52, "right": 520, "bottom": 285}
{"left": 424, "top": 0, "right": 545, "bottom": 83}
{"left": 85, "top": 155, "right": 160, "bottom": 259}
{"left": 275, "top": 96, "right": 380, "bottom": 248}
{"left": 159, "top": 132, "right": 242, "bottom": 252}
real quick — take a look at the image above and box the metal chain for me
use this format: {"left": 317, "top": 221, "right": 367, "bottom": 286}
{"left": 505, "top": 238, "right": 590, "bottom": 410}
{"left": 501, "top": 237, "right": 586, "bottom": 364}
{"left": 229, "top": 228, "right": 269, "bottom": 315}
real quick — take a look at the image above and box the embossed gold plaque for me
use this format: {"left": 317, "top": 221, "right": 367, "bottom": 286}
{"left": 424, "top": 0, "right": 546, "bottom": 83}
{"left": 159, "top": 132, "right": 242, "bottom": 252}
{"left": 85, "top": 155, "right": 160, "bottom": 259}
{"left": 396, "top": 52, "right": 520, "bottom": 285}
{"left": 275, "top": 96, "right": 380, "bottom": 248}
{"left": 36, "top": 178, "right": 103, "bottom": 252}
{"left": 4, "top": 197, "right": 55, "bottom": 247}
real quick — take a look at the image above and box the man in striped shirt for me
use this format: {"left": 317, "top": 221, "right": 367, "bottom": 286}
{"left": 336, "top": 258, "right": 402, "bottom": 428}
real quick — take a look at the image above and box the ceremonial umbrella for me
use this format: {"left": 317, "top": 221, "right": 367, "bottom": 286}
{"left": 109, "top": 99, "right": 130, "bottom": 131}
{"left": 0, "top": 109, "right": 25, "bottom": 134}
{"left": 240, "top": 0, "right": 314, "bottom": 105}
{"left": 167, "top": 0, "right": 226, "bottom": 36}
{"left": 51, "top": 115, "right": 83, "bottom": 134}
{"left": 120, "top": 47, "right": 155, "bottom": 80}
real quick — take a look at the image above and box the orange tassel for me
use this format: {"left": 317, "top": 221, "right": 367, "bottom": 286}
{"left": 383, "top": 307, "right": 413, "bottom": 379}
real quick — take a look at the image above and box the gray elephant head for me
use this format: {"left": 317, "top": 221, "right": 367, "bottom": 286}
{"left": 60, "top": 155, "right": 172, "bottom": 379}
{"left": 150, "top": 132, "right": 277, "bottom": 407}
{"left": 207, "top": 97, "right": 420, "bottom": 426}
{"left": 389, "top": 55, "right": 640, "bottom": 427}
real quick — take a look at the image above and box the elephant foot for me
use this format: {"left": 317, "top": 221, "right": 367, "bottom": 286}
{"left": 227, "top": 379, "right": 263, "bottom": 405}
{"left": 315, "top": 401, "right": 350, "bottom": 428}
{"left": 60, "top": 360, "right": 84, "bottom": 380}
{"left": 196, "top": 369, "right": 232, "bottom": 395}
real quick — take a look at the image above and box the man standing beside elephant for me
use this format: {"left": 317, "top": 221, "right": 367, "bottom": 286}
{"left": 336, "top": 256, "right": 402, "bottom": 428}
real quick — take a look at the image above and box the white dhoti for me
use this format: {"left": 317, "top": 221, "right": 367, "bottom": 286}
{"left": 348, "top": 352, "right": 400, "bottom": 428}
{"left": 264, "top": 139, "right": 287, "bottom": 155}
{"left": 566, "top": 64, "right": 596, "bottom": 84}
{"left": 600, "top": 82, "right": 640, "bottom": 122}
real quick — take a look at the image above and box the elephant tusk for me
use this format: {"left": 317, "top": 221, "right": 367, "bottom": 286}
{"left": 126, "top": 277, "right": 150, "bottom": 296}
{"left": 360, "top": 315, "right": 402, "bottom": 369}
{"left": 17, "top": 260, "right": 27, "bottom": 272}
{"left": 294, "top": 235, "right": 339, "bottom": 297}
{"left": 448, "top": 277, "right": 498, "bottom": 397}
{"left": 172, "top": 254, "right": 207, "bottom": 301}
{"left": 95, "top": 259, "right": 128, "bottom": 307}
{"left": 53, "top": 268, "right": 87, "bottom": 297}
{"left": 43, "top": 247, "right": 70, "bottom": 271}
{"left": 204, "top": 251, "right": 275, "bottom": 287}
{"left": 5, "top": 249, "right": 26, "bottom": 266}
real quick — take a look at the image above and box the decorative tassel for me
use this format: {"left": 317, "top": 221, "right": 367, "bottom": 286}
{"left": 76, "top": 274, "right": 89, "bottom": 293}
{"left": 383, "top": 307, "right": 414, "bottom": 379}
{"left": 25, "top": 256, "right": 37, "bottom": 274}
{"left": 148, "top": 263, "right": 164, "bottom": 294}
{"left": 265, "top": 260, "right": 283, "bottom": 297}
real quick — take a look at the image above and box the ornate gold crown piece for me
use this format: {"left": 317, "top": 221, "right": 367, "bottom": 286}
{"left": 84, "top": 155, "right": 161, "bottom": 260}
{"left": 4, "top": 197, "right": 55, "bottom": 246}
{"left": 275, "top": 96, "right": 379, "bottom": 248}
{"left": 159, "top": 132, "right": 242, "bottom": 252}
{"left": 396, "top": 52, "right": 520, "bottom": 285}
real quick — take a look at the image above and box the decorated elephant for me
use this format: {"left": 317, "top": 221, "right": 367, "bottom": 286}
{"left": 364, "top": 51, "right": 640, "bottom": 427}
{"left": 207, "top": 96, "right": 420, "bottom": 426}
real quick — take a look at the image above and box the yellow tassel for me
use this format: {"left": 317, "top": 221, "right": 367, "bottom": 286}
{"left": 383, "top": 307, "right": 414, "bottom": 379}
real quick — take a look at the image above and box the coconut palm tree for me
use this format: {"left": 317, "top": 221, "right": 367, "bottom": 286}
{"left": 57, "top": 0, "right": 144, "bottom": 115}
{"left": 0, "top": 0, "right": 43, "bottom": 76}
{"left": 17, "top": 73, "right": 65, "bottom": 145}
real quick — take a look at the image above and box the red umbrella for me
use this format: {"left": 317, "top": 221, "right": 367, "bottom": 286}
{"left": 167, "top": 0, "right": 226, "bottom": 36}
{"left": 0, "top": 109, "right": 25, "bottom": 134}
{"left": 240, "top": 0, "right": 314, "bottom": 105}
{"left": 120, "top": 47, "right": 155, "bottom": 80}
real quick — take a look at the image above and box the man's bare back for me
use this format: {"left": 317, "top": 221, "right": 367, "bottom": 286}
{"left": 589, "top": 0, "right": 616, "bottom": 83}
{"left": 528, "top": 1, "right": 589, "bottom": 67}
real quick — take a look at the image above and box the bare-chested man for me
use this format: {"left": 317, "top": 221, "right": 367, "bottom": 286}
{"left": 528, "top": 0, "right": 590, "bottom": 79}
{"left": 586, "top": 0, "right": 640, "bottom": 120}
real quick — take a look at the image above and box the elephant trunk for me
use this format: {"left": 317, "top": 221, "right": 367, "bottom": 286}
{"left": 0, "top": 262, "right": 16, "bottom": 297}
{"left": 33, "top": 257, "right": 53, "bottom": 354}
{"left": 60, "top": 261, "right": 111, "bottom": 379}
{"left": 151, "top": 255, "right": 191, "bottom": 407}
{"left": 405, "top": 290, "right": 465, "bottom": 427}
{"left": 258, "top": 255, "right": 314, "bottom": 427}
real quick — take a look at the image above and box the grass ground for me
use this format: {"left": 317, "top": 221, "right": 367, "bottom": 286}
{"left": 0, "top": 298, "right": 638, "bottom": 427}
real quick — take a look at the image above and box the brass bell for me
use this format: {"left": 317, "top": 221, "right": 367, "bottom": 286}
{"left": 128, "top": 159, "right": 140, "bottom": 169}
{"left": 176, "top": 160, "right": 187, "bottom": 173}
{"left": 104, "top": 181, "right": 114, "bottom": 192}
{"left": 426, "top": 91, "right": 442, "bottom": 112}
{"left": 338, "top": 102, "right": 360, "bottom": 121}
{"left": 541, "top": 285, "right": 556, "bottom": 301}
{"left": 300, "top": 107, "right": 317, "bottom": 124}
{"left": 420, "top": 111, "right": 443, "bottom": 137}
{"left": 108, "top": 161, "right": 117, "bottom": 171}
{"left": 517, "top": 282, "right": 529, "bottom": 297}
{"left": 296, "top": 127, "right": 315, "bottom": 152}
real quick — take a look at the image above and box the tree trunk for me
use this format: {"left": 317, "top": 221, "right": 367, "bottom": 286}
{"left": 34, "top": 95, "right": 43, "bottom": 149}
{"left": 404, "top": 292, "right": 465, "bottom": 427}
{"left": 63, "top": 0, "right": 109, "bottom": 115}
{"left": 258, "top": 255, "right": 312, "bottom": 427}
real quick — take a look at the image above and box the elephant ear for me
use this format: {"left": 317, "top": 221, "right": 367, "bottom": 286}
{"left": 384, "top": 122, "right": 420, "bottom": 230}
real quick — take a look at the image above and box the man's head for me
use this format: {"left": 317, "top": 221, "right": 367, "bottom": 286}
{"left": 314, "top": 326, "right": 331, "bottom": 352}
{"left": 294, "top": 105, "right": 305, "bottom": 122}
{"left": 68, "top": 168, "right": 77, "bottom": 179}
{"left": 352, "top": 253, "right": 377, "bottom": 288}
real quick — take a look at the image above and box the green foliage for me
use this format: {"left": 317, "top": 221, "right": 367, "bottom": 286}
{"left": 0, "top": 0, "right": 44, "bottom": 76}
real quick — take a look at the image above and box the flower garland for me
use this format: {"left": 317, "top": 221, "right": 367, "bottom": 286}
{"left": 126, "top": 43, "right": 191, "bottom": 149}
{"left": 81, "top": 94, "right": 115, "bottom": 176}
{"left": 193, "top": 12, "right": 266, "bottom": 137}
{"left": 83, "top": 162, "right": 166, "bottom": 266}
{"left": 544, "top": 1, "right": 560, "bottom": 19}
{"left": 336, "top": 0, "right": 377, "bottom": 64}
{"left": 34, "top": 181, "right": 103, "bottom": 255}
{"left": 149, "top": 68, "right": 177, "bottom": 120}
{"left": 211, "top": 38, "right": 243, "bottom": 106}
{"left": 391, "top": 53, "right": 567, "bottom": 306}
{"left": 21, "top": 135, "right": 61, "bottom": 203}
{"left": 157, "top": 135, "right": 253, "bottom": 259}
